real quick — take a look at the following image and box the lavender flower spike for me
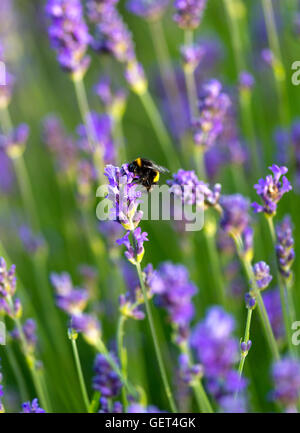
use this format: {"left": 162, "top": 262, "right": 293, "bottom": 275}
{"left": 104, "top": 164, "right": 143, "bottom": 230}
{"left": 45, "top": 0, "right": 91, "bottom": 79}
{"left": 116, "top": 227, "right": 149, "bottom": 264}
{"left": 127, "top": 0, "right": 169, "bottom": 21}
{"left": 93, "top": 353, "right": 122, "bottom": 398}
{"left": 21, "top": 398, "right": 45, "bottom": 413}
{"left": 0, "top": 123, "right": 30, "bottom": 159}
{"left": 220, "top": 194, "right": 250, "bottom": 237}
{"left": 253, "top": 261, "right": 273, "bottom": 291}
{"left": 276, "top": 216, "right": 295, "bottom": 280}
{"left": 174, "top": 0, "right": 207, "bottom": 30}
{"left": 272, "top": 358, "right": 300, "bottom": 410}
{"left": 252, "top": 165, "right": 292, "bottom": 216}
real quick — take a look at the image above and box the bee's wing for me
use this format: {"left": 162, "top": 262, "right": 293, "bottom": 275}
{"left": 144, "top": 162, "right": 170, "bottom": 173}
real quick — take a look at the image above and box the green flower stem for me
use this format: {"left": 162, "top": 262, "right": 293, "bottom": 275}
{"left": 266, "top": 216, "right": 296, "bottom": 356}
{"left": 262, "top": 0, "right": 290, "bottom": 126}
{"left": 6, "top": 295, "right": 51, "bottom": 412}
{"left": 233, "top": 235, "right": 280, "bottom": 361}
{"left": 135, "top": 261, "right": 178, "bottom": 413}
{"left": 73, "top": 77, "right": 105, "bottom": 183}
{"left": 180, "top": 342, "right": 213, "bottom": 413}
{"left": 5, "top": 343, "right": 28, "bottom": 403}
{"left": 70, "top": 333, "right": 90, "bottom": 413}
{"left": 183, "top": 30, "right": 198, "bottom": 118}
{"left": 0, "top": 107, "right": 40, "bottom": 230}
{"left": 149, "top": 19, "right": 182, "bottom": 137}
{"left": 95, "top": 338, "right": 137, "bottom": 397}
{"left": 139, "top": 90, "right": 180, "bottom": 172}
{"left": 237, "top": 308, "right": 253, "bottom": 376}
{"left": 223, "top": 0, "right": 259, "bottom": 175}
{"left": 117, "top": 315, "right": 128, "bottom": 410}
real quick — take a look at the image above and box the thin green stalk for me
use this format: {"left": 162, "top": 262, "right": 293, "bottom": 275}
{"left": 135, "top": 261, "right": 178, "bottom": 413}
{"left": 6, "top": 295, "right": 51, "bottom": 412}
{"left": 233, "top": 235, "right": 280, "bottom": 361}
{"left": 148, "top": 19, "right": 182, "bottom": 136}
{"left": 95, "top": 338, "right": 137, "bottom": 397}
{"left": 73, "top": 77, "right": 105, "bottom": 183}
{"left": 266, "top": 217, "right": 296, "bottom": 356}
{"left": 117, "top": 315, "right": 128, "bottom": 410}
{"left": 180, "top": 342, "right": 213, "bottom": 413}
{"left": 262, "top": 0, "right": 290, "bottom": 126}
{"left": 139, "top": 90, "right": 179, "bottom": 171}
{"left": 70, "top": 333, "right": 90, "bottom": 413}
{"left": 5, "top": 343, "right": 28, "bottom": 403}
{"left": 223, "top": 0, "right": 260, "bottom": 174}
{"left": 237, "top": 308, "right": 253, "bottom": 385}
{"left": 0, "top": 107, "right": 40, "bottom": 230}
{"left": 183, "top": 30, "right": 198, "bottom": 119}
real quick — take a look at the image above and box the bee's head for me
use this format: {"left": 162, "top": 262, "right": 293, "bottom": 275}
{"left": 128, "top": 161, "right": 137, "bottom": 173}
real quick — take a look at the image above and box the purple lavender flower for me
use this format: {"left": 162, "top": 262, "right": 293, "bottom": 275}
{"left": 125, "top": 61, "right": 147, "bottom": 95}
{"left": 99, "top": 397, "right": 123, "bottom": 413}
{"left": 0, "top": 257, "right": 16, "bottom": 298}
{"left": 181, "top": 43, "right": 205, "bottom": 73}
{"left": 263, "top": 289, "right": 284, "bottom": 341}
{"left": 19, "top": 226, "right": 45, "bottom": 255}
{"left": 86, "top": 0, "right": 119, "bottom": 23}
{"left": 50, "top": 272, "right": 89, "bottom": 315}
{"left": 253, "top": 261, "right": 272, "bottom": 291}
{"left": 151, "top": 262, "right": 197, "bottom": 342}
{"left": 95, "top": 76, "right": 127, "bottom": 120}
{"left": 116, "top": 227, "right": 149, "bottom": 264}
{"left": 93, "top": 353, "right": 122, "bottom": 398}
{"left": 42, "top": 115, "right": 78, "bottom": 174}
{"left": 178, "top": 353, "right": 203, "bottom": 385}
{"left": 261, "top": 48, "right": 274, "bottom": 66}
{"left": 220, "top": 194, "right": 250, "bottom": 236}
{"left": 127, "top": 403, "right": 163, "bottom": 413}
{"left": 21, "top": 398, "right": 45, "bottom": 413}
{"left": 104, "top": 164, "right": 143, "bottom": 230}
{"left": 0, "top": 43, "right": 14, "bottom": 108}
{"left": 11, "top": 319, "right": 38, "bottom": 353}
{"left": 271, "top": 358, "right": 300, "bottom": 409}
{"left": 239, "top": 71, "right": 255, "bottom": 91}
{"left": 252, "top": 165, "right": 292, "bottom": 215}
{"left": 218, "top": 394, "right": 246, "bottom": 413}
{"left": 191, "top": 307, "right": 242, "bottom": 402}
{"left": 71, "top": 313, "right": 101, "bottom": 345}
{"left": 0, "top": 123, "right": 29, "bottom": 159}
{"left": 89, "top": 3, "right": 135, "bottom": 63}
{"left": 45, "top": 0, "right": 91, "bottom": 78}
{"left": 173, "top": 0, "right": 207, "bottom": 30}
{"left": 193, "top": 79, "right": 231, "bottom": 150}
{"left": 168, "top": 169, "right": 221, "bottom": 209}
{"left": 276, "top": 216, "right": 295, "bottom": 279}
{"left": 77, "top": 112, "right": 116, "bottom": 163}
{"left": 0, "top": 150, "right": 13, "bottom": 194}
{"left": 127, "top": 0, "right": 169, "bottom": 20}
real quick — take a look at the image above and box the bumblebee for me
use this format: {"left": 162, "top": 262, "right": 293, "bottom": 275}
{"left": 128, "top": 158, "right": 169, "bottom": 191}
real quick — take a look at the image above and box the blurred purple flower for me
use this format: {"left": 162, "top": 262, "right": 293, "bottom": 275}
{"left": 263, "top": 289, "right": 284, "bottom": 341}
{"left": 173, "top": 0, "right": 207, "bottom": 29}
{"left": 21, "top": 398, "right": 45, "bottom": 413}
{"left": 239, "top": 71, "right": 255, "bottom": 91}
{"left": 19, "top": 226, "right": 45, "bottom": 255}
{"left": 50, "top": 272, "right": 89, "bottom": 315}
{"left": 93, "top": 353, "right": 122, "bottom": 398}
{"left": 0, "top": 123, "right": 29, "bottom": 159}
{"left": 193, "top": 79, "right": 231, "bottom": 151}
{"left": 127, "top": 0, "right": 169, "bottom": 20}
{"left": 252, "top": 165, "right": 292, "bottom": 215}
{"left": 220, "top": 194, "right": 250, "bottom": 236}
{"left": 271, "top": 358, "right": 300, "bottom": 409}
{"left": 71, "top": 313, "right": 101, "bottom": 345}
{"left": 181, "top": 43, "right": 205, "bottom": 73}
{"left": 45, "top": 0, "right": 91, "bottom": 77}
{"left": 152, "top": 262, "right": 197, "bottom": 342}
{"left": 77, "top": 112, "right": 116, "bottom": 163}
